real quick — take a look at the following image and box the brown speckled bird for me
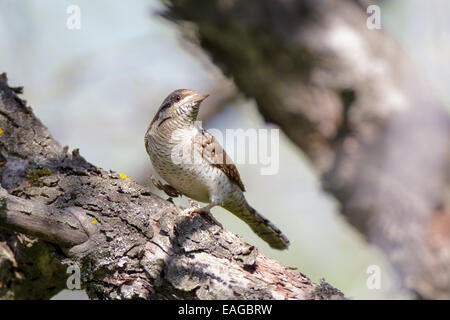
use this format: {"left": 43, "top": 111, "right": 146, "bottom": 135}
{"left": 145, "top": 89, "right": 289, "bottom": 250}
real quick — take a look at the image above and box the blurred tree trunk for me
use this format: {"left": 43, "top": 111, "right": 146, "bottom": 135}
{"left": 0, "top": 73, "right": 343, "bottom": 300}
{"left": 165, "top": 0, "right": 450, "bottom": 299}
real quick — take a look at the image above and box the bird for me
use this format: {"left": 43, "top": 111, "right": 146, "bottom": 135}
{"left": 144, "top": 89, "right": 290, "bottom": 250}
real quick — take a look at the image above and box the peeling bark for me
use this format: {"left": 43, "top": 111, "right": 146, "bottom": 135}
{"left": 0, "top": 73, "right": 343, "bottom": 300}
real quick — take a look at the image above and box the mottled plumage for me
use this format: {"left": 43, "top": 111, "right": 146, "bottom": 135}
{"left": 199, "top": 127, "right": 246, "bottom": 192}
{"left": 145, "top": 89, "right": 290, "bottom": 250}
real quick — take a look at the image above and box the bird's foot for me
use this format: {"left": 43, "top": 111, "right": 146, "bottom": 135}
{"left": 189, "top": 200, "right": 200, "bottom": 210}
{"left": 149, "top": 173, "right": 181, "bottom": 198}
{"left": 185, "top": 200, "right": 223, "bottom": 228}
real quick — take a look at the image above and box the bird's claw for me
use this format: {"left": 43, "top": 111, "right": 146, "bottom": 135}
{"left": 149, "top": 173, "right": 181, "bottom": 198}
{"left": 185, "top": 201, "right": 223, "bottom": 228}
{"left": 189, "top": 200, "right": 200, "bottom": 209}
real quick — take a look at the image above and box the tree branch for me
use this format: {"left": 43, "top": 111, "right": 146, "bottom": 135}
{"left": 0, "top": 73, "right": 344, "bottom": 300}
{"left": 0, "top": 188, "right": 88, "bottom": 247}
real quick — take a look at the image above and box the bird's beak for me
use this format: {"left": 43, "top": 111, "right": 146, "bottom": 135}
{"left": 190, "top": 93, "right": 209, "bottom": 104}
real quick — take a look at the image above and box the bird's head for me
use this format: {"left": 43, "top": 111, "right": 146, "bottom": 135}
{"left": 150, "top": 89, "right": 209, "bottom": 129}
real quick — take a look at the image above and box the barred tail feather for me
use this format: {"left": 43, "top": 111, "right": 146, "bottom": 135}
{"left": 223, "top": 199, "right": 290, "bottom": 250}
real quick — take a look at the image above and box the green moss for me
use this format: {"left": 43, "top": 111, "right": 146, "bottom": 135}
{"left": 27, "top": 168, "right": 52, "bottom": 187}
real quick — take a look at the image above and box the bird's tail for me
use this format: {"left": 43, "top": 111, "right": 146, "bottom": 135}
{"left": 222, "top": 197, "right": 290, "bottom": 250}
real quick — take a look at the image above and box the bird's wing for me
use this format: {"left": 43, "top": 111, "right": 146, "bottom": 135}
{"left": 197, "top": 128, "right": 246, "bottom": 192}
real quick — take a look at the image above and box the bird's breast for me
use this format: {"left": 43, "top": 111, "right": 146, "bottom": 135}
{"left": 147, "top": 129, "right": 212, "bottom": 203}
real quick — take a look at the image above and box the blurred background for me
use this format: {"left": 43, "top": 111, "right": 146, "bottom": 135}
{"left": 0, "top": 0, "right": 449, "bottom": 299}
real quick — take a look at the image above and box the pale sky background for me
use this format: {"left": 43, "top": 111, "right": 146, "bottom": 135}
{"left": 1, "top": 0, "right": 448, "bottom": 299}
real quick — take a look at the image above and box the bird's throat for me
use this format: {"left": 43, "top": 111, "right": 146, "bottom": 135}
{"left": 158, "top": 116, "right": 171, "bottom": 127}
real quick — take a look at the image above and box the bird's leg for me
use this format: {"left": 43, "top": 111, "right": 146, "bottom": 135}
{"left": 186, "top": 200, "right": 223, "bottom": 228}
{"left": 149, "top": 173, "right": 181, "bottom": 198}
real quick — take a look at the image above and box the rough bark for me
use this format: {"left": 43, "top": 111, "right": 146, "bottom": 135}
{"left": 164, "top": 0, "right": 450, "bottom": 299}
{"left": 0, "top": 73, "right": 343, "bottom": 300}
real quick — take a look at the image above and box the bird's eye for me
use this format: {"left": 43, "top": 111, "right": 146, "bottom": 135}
{"left": 175, "top": 95, "right": 181, "bottom": 102}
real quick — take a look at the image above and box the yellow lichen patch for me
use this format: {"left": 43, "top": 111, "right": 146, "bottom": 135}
{"left": 91, "top": 219, "right": 97, "bottom": 224}
{"left": 0, "top": 128, "right": 3, "bottom": 134}
{"left": 119, "top": 173, "right": 131, "bottom": 181}
{"left": 27, "top": 168, "right": 52, "bottom": 187}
